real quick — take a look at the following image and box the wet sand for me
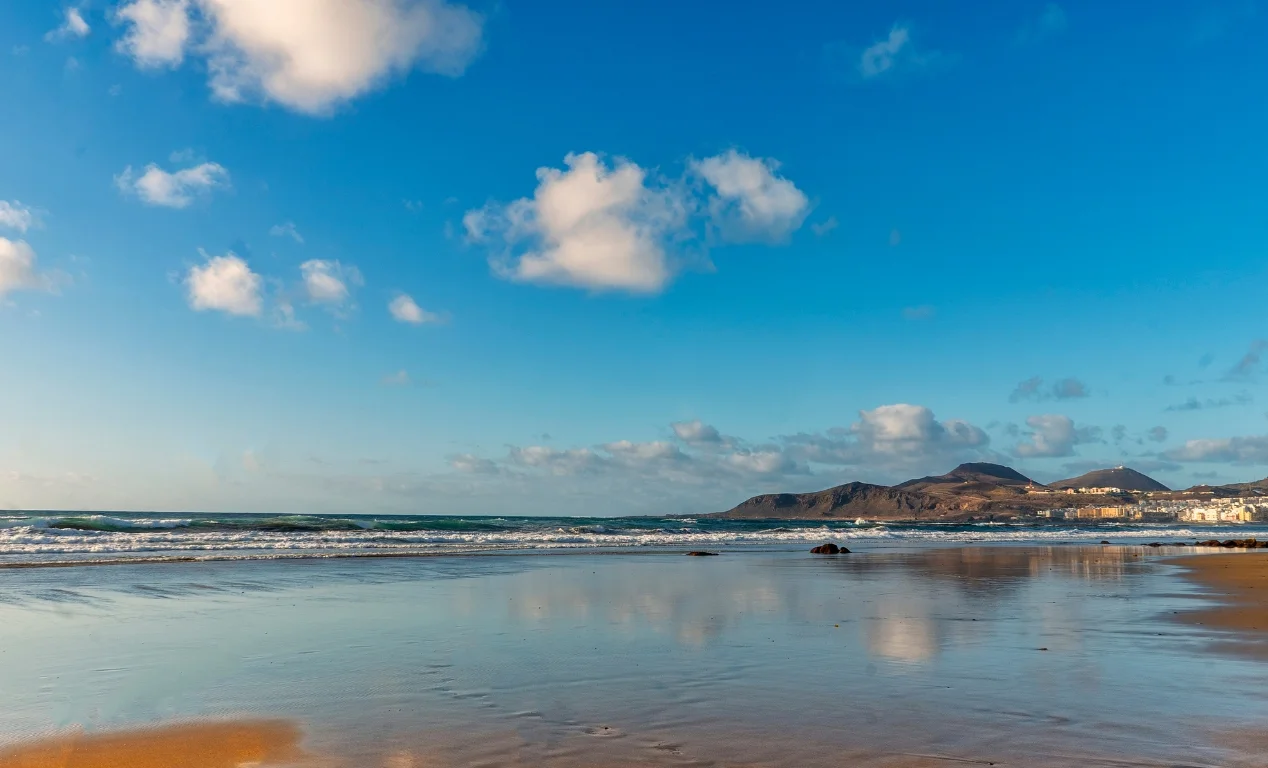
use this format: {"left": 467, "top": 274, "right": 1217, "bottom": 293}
{"left": 4, "top": 546, "right": 1268, "bottom": 768}
{"left": 0, "top": 720, "right": 307, "bottom": 768}
{"left": 1175, "top": 552, "right": 1268, "bottom": 639}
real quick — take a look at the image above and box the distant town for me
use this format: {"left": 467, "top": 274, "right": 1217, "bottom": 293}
{"left": 1033, "top": 486, "right": 1268, "bottom": 523}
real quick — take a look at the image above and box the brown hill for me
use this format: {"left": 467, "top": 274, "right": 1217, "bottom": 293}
{"left": 712, "top": 463, "right": 1056, "bottom": 521}
{"left": 1049, "top": 467, "right": 1169, "bottom": 492}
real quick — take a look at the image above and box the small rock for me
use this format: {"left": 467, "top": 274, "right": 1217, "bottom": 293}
{"left": 810, "top": 543, "right": 841, "bottom": 554}
{"left": 1146, "top": 542, "right": 1162, "bottom": 548}
{"left": 1100, "top": 540, "right": 1111, "bottom": 545}
{"left": 685, "top": 551, "right": 719, "bottom": 556}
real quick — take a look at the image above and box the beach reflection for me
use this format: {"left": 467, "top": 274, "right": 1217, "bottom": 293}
{"left": 3, "top": 545, "right": 1263, "bottom": 768}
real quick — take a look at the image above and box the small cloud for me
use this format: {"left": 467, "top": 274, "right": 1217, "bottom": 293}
{"left": 825, "top": 24, "right": 946, "bottom": 83}
{"left": 1224, "top": 340, "right": 1267, "bottom": 381}
{"left": 0, "top": 238, "right": 60, "bottom": 298}
{"left": 0, "top": 201, "right": 38, "bottom": 233}
{"left": 889, "top": 229, "right": 902, "bottom": 246}
{"left": 671, "top": 420, "right": 723, "bottom": 445}
{"left": 115, "top": 159, "right": 230, "bottom": 208}
{"left": 1198, "top": 352, "right": 1215, "bottom": 369}
{"left": 108, "top": 84, "right": 123, "bottom": 96}
{"left": 1164, "top": 392, "right": 1253, "bottom": 412}
{"left": 811, "top": 216, "right": 839, "bottom": 237}
{"left": 449, "top": 453, "right": 500, "bottom": 474}
{"left": 1148, "top": 426, "right": 1168, "bottom": 443}
{"left": 381, "top": 370, "right": 411, "bottom": 387}
{"left": 388, "top": 293, "right": 445, "bottom": 325}
{"left": 12, "top": 45, "right": 31, "bottom": 56}
{"left": 185, "top": 251, "right": 262, "bottom": 317}
{"left": 1009, "top": 376, "right": 1089, "bottom": 402}
{"left": 64, "top": 56, "right": 81, "bottom": 73}
{"left": 46, "top": 8, "right": 91, "bottom": 42}
{"left": 403, "top": 199, "right": 424, "bottom": 212}
{"left": 1162, "top": 374, "right": 1178, "bottom": 386}
{"left": 301, "top": 259, "right": 361, "bottom": 310}
{"left": 1111, "top": 424, "right": 1127, "bottom": 443}
{"left": 269, "top": 221, "right": 304, "bottom": 244}
{"left": 1012, "top": 414, "right": 1101, "bottom": 458}
{"left": 902, "top": 305, "right": 935, "bottom": 321}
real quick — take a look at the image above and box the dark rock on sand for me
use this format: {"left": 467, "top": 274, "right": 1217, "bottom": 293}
{"left": 685, "top": 551, "right": 719, "bottom": 556}
{"left": 810, "top": 543, "right": 848, "bottom": 554}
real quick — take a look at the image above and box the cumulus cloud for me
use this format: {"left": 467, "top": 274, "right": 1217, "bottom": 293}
{"left": 1148, "top": 426, "right": 1169, "bottom": 443}
{"left": 185, "top": 251, "right": 262, "bottom": 316}
{"left": 0, "top": 238, "right": 55, "bottom": 298}
{"left": 671, "top": 420, "right": 723, "bottom": 445}
{"left": 115, "top": 160, "right": 229, "bottom": 208}
{"left": 1165, "top": 436, "right": 1268, "bottom": 465}
{"left": 269, "top": 221, "right": 303, "bottom": 243}
{"left": 1009, "top": 376, "right": 1089, "bottom": 402}
{"left": 1012, "top": 414, "right": 1101, "bottom": 458}
{"left": 300, "top": 259, "right": 361, "bottom": 307}
{"left": 0, "top": 201, "right": 36, "bottom": 233}
{"left": 466, "top": 150, "right": 808, "bottom": 294}
{"left": 112, "top": 0, "right": 484, "bottom": 114}
{"left": 114, "top": 0, "right": 191, "bottom": 67}
{"left": 449, "top": 453, "right": 499, "bottom": 474}
{"left": 388, "top": 293, "right": 443, "bottom": 325}
{"left": 465, "top": 152, "right": 689, "bottom": 293}
{"left": 47, "top": 8, "right": 91, "bottom": 41}
{"left": 691, "top": 149, "right": 809, "bottom": 243}
{"left": 781, "top": 404, "right": 991, "bottom": 475}
{"left": 1165, "top": 392, "right": 1252, "bottom": 412}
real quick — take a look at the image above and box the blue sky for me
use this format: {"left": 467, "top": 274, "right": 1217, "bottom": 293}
{"left": 2, "top": 0, "right": 1267, "bottom": 515}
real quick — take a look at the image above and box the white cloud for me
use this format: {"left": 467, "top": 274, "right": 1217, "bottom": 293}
{"left": 692, "top": 150, "right": 809, "bottom": 243}
{"left": 0, "top": 201, "right": 37, "bottom": 233}
{"left": 1165, "top": 436, "right": 1268, "bottom": 465}
{"left": 269, "top": 221, "right": 303, "bottom": 243}
{"left": 185, "top": 252, "right": 262, "bottom": 316}
{"left": 115, "top": 160, "right": 230, "bottom": 208}
{"left": 0, "top": 238, "right": 50, "bottom": 297}
{"left": 508, "top": 446, "right": 605, "bottom": 476}
{"left": 466, "top": 152, "right": 689, "bottom": 293}
{"left": 860, "top": 25, "right": 910, "bottom": 78}
{"left": 449, "top": 453, "right": 499, "bottom": 474}
{"left": 780, "top": 404, "right": 992, "bottom": 475}
{"left": 47, "top": 8, "right": 91, "bottom": 41}
{"left": 671, "top": 420, "right": 722, "bottom": 445}
{"left": 388, "top": 293, "right": 442, "bottom": 325}
{"left": 114, "top": 0, "right": 190, "bottom": 67}
{"left": 113, "top": 0, "right": 484, "bottom": 115}
{"left": 855, "top": 24, "right": 941, "bottom": 80}
{"left": 1012, "top": 414, "right": 1101, "bottom": 458}
{"left": 467, "top": 150, "right": 810, "bottom": 294}
{"left": 810, "top": 216, "right": 838, "bottom": 237}
{"left": 300, "top": 259, "right": 361, "bottom": 306}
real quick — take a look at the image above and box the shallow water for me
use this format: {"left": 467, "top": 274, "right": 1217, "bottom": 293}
{"left": 1, "top": 545, "right": 1265, "bottom": 767}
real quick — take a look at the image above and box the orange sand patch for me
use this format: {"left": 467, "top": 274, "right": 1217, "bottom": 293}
{"left": 1173, "top": 552, "right": 1268, "bottom": 637}
{"left": 0, "top": 720, "right": 309, "bottom": 768}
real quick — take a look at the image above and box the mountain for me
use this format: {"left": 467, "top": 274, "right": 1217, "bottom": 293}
{"left": 1049, "top": 467, "right": 1169, "bottom": 492}
{"left": 712, "top": 463, "right": 1051, "bottom": 521}
{"left": 897, "top": 462, "right": 1040, "bottom": 491}
{"left": 717, "top": 481, "right": 950, "bottom": 520}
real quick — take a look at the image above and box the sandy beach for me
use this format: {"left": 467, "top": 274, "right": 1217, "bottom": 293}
{"left": 1175, "top": 552, "right": 1268, "bottom": 644}
{"left": 4, "top": 544, "right": 1268, "bottom": 768}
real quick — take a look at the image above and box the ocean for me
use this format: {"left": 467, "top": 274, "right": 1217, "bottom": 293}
{"left": 1, "top": 511, "right": 1263, "bottom": 566}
